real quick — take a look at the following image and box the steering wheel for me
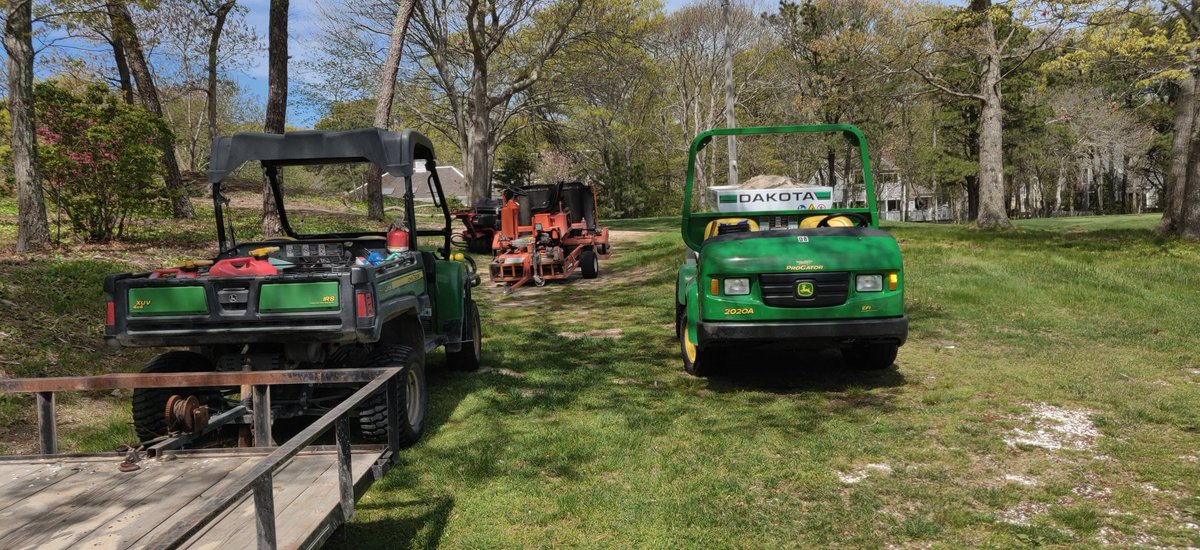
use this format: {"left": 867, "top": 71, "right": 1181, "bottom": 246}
{"left": 816, "top": 212, "right": 871, "bottom": 228}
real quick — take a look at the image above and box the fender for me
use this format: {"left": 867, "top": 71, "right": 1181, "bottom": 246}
{"left": 685, "top": 278, "right": 701, "bottom": 346}
{"left": 676, "top": 265, "right": 696, "bottom": 307}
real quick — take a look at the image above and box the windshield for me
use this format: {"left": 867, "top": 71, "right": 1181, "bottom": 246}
{"left": 213, "top": 162, "right": 452, "bottom": 257}
{"left": 688, "top": 128, "right": 871, "bottom": 213}
{"left": 681, "top": 125, "right": 878, "bottom": 250}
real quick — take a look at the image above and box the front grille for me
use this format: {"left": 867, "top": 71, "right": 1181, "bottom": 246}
{"left": 759, "top": 272, "right": 849, "bottom": 308}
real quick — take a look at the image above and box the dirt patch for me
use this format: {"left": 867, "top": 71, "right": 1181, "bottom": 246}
{"left": 606, "top": 230, "right": 656, "bottom": 245}
{"left": 836, "top": 463, "right": 892, "bottom": 484}
{"left": 997, "top": 501, "right": 1050, "bottom": 526}
{"left": 1004, "top": 403, "right": 1099, "bottom": 451}
{"left": 1002, "top": 474, "right": 1038, "bottom": 486}
{"left": 558, "top": 328, "right": 622, "bottom": 340}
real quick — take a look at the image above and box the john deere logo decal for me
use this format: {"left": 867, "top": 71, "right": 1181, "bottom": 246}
{"left": 796, "top": 281, "right": 815, "bottom": 297}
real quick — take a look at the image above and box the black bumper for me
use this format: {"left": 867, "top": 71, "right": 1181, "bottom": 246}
{"left": 697, "top": 316, "right": 907, "bottom": 349}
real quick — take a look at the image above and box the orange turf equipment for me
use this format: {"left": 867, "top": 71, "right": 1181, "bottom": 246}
{"left": 489, "top": 182, "right": 611, "bottom": 290}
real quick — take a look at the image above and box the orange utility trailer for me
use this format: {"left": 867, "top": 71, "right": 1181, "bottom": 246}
{"left": 489, "top": 182, "right": 611, "bottom": 290}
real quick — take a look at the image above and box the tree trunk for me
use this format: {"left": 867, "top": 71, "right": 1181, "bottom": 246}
{"left": 109, "top": 34, "right": 134, "bottom": 104}
{"left": 974, "top": 10, "right": 1011, "bottom": 229}
{"left": 1157, "top": 70, "right": 1195, "bottom": 234}
{"left": 464, "top": 106, "right": 492, "bottom": 205}
{"left": 4, "top": 0, "right": 50, "bottom": 252}
{"left": 367, "top": 0, "right": 416, "bottom": 220}
{"left": 965, "top": 175, "right": 979, "bottom": 220}
{"left": 1180, "top": 70, "right": 1200, "bottom": 238}
{"left": 463, "top": 62, "right": 493, "bottom": 205}
{"left": 262, "top": 0, "right": 288, "bottom": 237}
{"left": 1054, "top": 161, "right": 1064, "bottom": 213}
{"left": 109, "top": 1, "right": 194, "bottom": 219}
{"left": 207, "top": 1, "right": 235, "bottom": 146}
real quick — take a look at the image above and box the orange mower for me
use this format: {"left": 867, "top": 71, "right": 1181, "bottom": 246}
{"left": 489, "top": 182, "right": 611, "bottom": 290}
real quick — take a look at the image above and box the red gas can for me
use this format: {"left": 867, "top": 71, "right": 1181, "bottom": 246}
{"left": 387, "top": 227, "right": 410, "bottom": 253}
{"left": 208, "top": 257, "right": 278, "bottom": 277}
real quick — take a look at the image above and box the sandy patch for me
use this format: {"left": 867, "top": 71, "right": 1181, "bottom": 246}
{"left": 837, "top": 463, "right": 892, "bottom": 484}
{"left": 997, "top": 501, "right": 1050, "bottom": 526}
{"left": 559, "top": 328, "right": 622, "bottom": 340}
{"left": 606, "top": 230, "right": 656, "bottom": 244}
{"left": 1002, "top": 474, "right": 1038, "bottom": 487}
{"left": 1004, "top": 403, "right": 1099, "bottom": 451}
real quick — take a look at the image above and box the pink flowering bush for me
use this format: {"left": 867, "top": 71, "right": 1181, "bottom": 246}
{"left": 35, "top": 82, "right": 172, "bottom": 242}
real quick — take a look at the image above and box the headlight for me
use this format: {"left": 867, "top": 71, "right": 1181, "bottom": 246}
{"left": 856, "top": 274, "right": 883, "bottom": 292}
{"left": 723, "top": 278, "right": 750, "bottom": 295}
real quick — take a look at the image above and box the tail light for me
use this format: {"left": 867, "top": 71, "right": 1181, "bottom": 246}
{"left": 106, "top": 300, "right": 115, "bottom": 326}
{"left": 355, "top": 291, "right": 375, "bottom": 318}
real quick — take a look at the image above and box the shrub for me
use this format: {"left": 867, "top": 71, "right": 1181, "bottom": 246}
{"left": 35, "top": 82, "right": 172, "bottom": 242}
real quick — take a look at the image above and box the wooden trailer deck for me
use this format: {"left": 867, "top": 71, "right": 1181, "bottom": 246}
{"left": 0, "top": 367, "right": 409, "bottom": 550}
{"left": 0, "top": 447, "right": 383, "bottom": 549}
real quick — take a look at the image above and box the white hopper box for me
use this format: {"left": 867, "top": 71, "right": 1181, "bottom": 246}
{"left": 709, "top": 186, "right": 835, "bottom": 213}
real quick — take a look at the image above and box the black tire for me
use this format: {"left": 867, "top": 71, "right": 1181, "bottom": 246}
{"left": 675, "top": 303, "right": 684, "bottom": 341}
{"left": 679, "top": 311, "right": 714, "bottom": 377}
{"left": 447, "top": 300, "right": 482, "bottom": 371}
{"left": 468, "top": 235, "right": 493, "bottom": 255}
{"left": 841, "top": 345, "right": 898, "bottom": 371}
{"left": 357, "top": 345, "right": 427, "bottom": 446}
{"left": 580, "top": 249, "right": 599, "bottom": 279}
{"left": 132, "top": 351, "right": 225, "bottom": 442}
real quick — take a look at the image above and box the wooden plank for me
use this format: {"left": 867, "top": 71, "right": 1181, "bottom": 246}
{"left": 0, "top": 461, "right": 83, "bottom": 514}
{"left": 182, "top": 455, "right": 333, "bottom": 550}
{"left": 0, "top": 463, "right": 53, "bottom": 494}
{"left": 0, "top": 460, "right": 142, "bottom": 546}
{"left": 139, "top": 368, "right": 399, "bottom": 549}
{"left": 274, "top": 451, "right": 381, "bottom": 550}
{"left": 112, "top": 457, "right": 263, "bottom": 550}
{"left": 2, "top": 458, "right": 192, "bottom": 550}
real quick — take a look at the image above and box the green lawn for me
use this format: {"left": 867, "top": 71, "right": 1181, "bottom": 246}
{"left": 333, "top": 214, "right": 1200, "bottom": 548}
{"left": 1, "top": 206, "right": 1198, "bottom": 546}
{"left": 1014, "top": 213, "right": 1162, "bottom": 232}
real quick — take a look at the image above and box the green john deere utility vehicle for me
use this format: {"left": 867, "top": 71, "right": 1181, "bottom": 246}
{"left": 104, "top": 128, "right": 482, "bottom": 445}
{"left": 675, "top": 124, "right": 907, "bottom": 376}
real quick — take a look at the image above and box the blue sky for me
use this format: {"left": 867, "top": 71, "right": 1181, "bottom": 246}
{"left": 217, "top": 0, "right": 695, "bottom": 126}
{"left": 18, "top": 0, "right": 712, "bottom": 127}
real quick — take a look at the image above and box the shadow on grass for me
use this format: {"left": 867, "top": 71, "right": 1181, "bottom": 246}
{"left": 703, "top": 348, "right": 907, "bottom": 395}
{"left": 332, "top": 495, "right": 454, "bottom": 550}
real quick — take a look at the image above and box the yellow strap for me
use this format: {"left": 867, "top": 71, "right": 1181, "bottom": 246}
{"left": 703, "top": 217, "right": 760, "bottom": 239}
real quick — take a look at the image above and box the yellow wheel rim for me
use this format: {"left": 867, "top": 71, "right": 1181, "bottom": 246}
{"left": 684, "top": 330, "right": 697, "bottom": 363}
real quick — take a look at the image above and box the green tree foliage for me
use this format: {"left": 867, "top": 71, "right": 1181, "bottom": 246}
{"left": 493, "top": 141, "right": 539, "bottom": 192}
{"left": 35, "top": 82, "right": 173, "bottom": 242}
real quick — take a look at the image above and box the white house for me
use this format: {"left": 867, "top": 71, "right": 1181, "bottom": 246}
{"left": 794, "top": 158, "right": 955, "bottom": 222}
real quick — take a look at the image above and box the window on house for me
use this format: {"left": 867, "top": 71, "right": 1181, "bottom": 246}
{"left": 886, "top": 200, "right": 900, "bottom": 212}
{"left": 914, "top": 197, "right": 930, "bottom": 211}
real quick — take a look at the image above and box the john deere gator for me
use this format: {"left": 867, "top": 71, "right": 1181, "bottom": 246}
{"left": 675, "top": 124, "right": 908, "bottom": 376}
{"left": 104, "top": 129, "right": 483, "bottom": 445}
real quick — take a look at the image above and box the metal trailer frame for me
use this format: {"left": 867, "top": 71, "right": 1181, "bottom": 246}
{"left": 0, "top": 367, "right": 406, "bottom": 550}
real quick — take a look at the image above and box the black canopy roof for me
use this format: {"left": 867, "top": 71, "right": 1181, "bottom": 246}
{"left": 208, "top": 128, "right": 436, "bottom": 183}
